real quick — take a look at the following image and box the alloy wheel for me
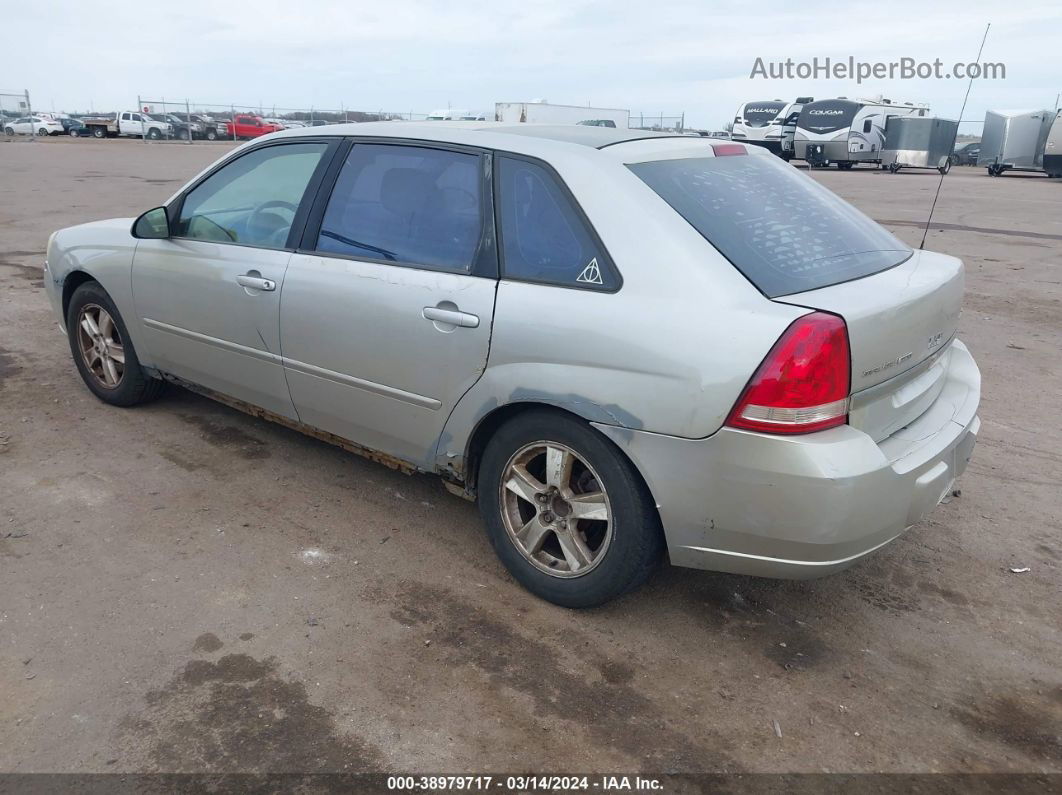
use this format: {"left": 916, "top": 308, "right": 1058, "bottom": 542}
{"left": 499, "top": 441, "right": 612, "bottom": 578}
{"left": 76, "top": 304, "right": 125, "bottom": 389}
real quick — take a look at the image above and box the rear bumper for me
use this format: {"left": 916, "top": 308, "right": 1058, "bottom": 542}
{"left": 595, "top": 340, "right": 981, "bottom": 578}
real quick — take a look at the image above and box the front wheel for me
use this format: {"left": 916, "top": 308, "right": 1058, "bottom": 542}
{"left": 478, "top": 410, "right": 663, "bottom": 607}
{"left": 147, "top": 127, "right": 162, "bottom": 140}
{"left": 938, "top": 161, "right": 952, "bottom": 175}
{"left": 3, "top": 127, "right": 13, "bottom": 136}
{"left": 66, "top": 282, "right": 164, "bottom": 406}
{"left": 205, "top": 129, "right": 218, "bottom": 141}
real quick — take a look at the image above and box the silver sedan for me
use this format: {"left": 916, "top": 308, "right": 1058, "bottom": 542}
{"left": 43, "top": 123, "right": 980, "bottom": 607}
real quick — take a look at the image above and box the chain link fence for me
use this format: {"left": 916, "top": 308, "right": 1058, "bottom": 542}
{"left": 0, "top": 89, "right": 38, "bottom": 138}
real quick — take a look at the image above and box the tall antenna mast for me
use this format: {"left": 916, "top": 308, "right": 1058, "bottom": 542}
{"left": 920, "top": 22, "right": 991, "bottom": 250}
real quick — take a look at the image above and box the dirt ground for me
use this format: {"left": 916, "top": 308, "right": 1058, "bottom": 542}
{"left": 0, "top": 137, "right": 1059, "bottom": 777}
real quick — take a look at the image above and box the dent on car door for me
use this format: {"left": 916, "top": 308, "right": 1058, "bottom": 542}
{"left": 280, "top": 141, "right": 498, "bottom": 467}
{"left": 131, "top": 140, "right": 336, "bottom": 418}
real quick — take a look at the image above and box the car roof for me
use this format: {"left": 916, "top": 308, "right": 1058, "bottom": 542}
{"left": 269, "top": 121, "right": 691, "bottom": 152}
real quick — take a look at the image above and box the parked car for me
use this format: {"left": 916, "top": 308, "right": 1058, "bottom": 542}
{"left": 953, "top": 141, "right": 981, "bottom": 166}
{"left": 222, "top": 114, "right": 283, "bottom": 139}
{"left": 63, "top": 118, "right": 87, "bottom": 137}
{"left": 158, "top": 113, "right": 201, "bottom": 141}
{"left": 42, "top": 123, "right": 980, "bottom": 607}
{"left": 79, "top": 111, "right": 172, "bottom": 139}
{"left": 168, "top": 113, "right": 224, "bottom": 141}
{"left": 4, "top": 116, "right": 64, "bottom": 136}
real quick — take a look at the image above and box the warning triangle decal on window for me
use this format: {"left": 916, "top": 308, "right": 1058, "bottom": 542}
{"left": 576, "top": 257, "right": 603, "bottom": 285}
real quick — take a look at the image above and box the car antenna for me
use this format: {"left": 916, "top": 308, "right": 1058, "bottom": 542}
{"left": 920, "top": 22, "right": 991, "bottom": 250}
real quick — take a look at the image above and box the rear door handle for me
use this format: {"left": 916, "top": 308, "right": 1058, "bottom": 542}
{"left": 236, "top": 273, "right": 276, "bottom": 291}
{"left": 422, "top": 306, "right": 479, "bottom": 328}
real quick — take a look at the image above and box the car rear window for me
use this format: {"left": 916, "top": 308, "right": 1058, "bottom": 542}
{"left": 629, "top": 154, "right": 911, "bottom": 297}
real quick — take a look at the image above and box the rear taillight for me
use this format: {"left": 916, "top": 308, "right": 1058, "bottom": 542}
{"left": 726, "top": 312, "right": 850, "bottom": 434}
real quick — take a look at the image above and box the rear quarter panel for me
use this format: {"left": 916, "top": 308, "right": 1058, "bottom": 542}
{"left": 437, "top": 147, "right": 805, "bottom": 475}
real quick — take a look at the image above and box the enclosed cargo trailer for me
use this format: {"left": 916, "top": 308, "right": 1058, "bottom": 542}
{"left": 1042, "top": 111, "right": 1062, "bottom": 178}
{"left": 977, "top": 109, "right": 1055, "bottom": 176}
{"left": 494, "top": 101, "right": 630, "bottom": 128}
{"left": 881, "top": 117, "right": 960, "bottom": 174}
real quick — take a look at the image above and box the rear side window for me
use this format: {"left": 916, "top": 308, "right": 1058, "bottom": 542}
{"left": 629, "top": 154, "right": 910, "bottom": 297}
{"left": 496, "top": 156, "right": 616, "bottom": 290}
{"left": 316, "top": 143, "right": 483, "bottom": 273}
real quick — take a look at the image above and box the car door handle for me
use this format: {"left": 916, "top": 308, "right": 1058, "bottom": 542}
{"left": 422, "top": 306, "right": 479, "bottom": 328}
{"left": 236, "top": 273, "right": 276, "bottom": 291}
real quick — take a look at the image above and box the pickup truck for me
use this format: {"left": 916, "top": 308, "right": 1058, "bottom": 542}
{"left": 169, "top": 112, "right": 224, "bottom": 141}
{"left": 79, "top": 111, "right": 173, "bottom": 140}
{"left": 222, "top": 114, "right": 282, "bottom": 140}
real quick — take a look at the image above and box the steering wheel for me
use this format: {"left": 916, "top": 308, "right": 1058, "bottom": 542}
{"left": 246, "top": 200, "right": 299, "bottom": 245}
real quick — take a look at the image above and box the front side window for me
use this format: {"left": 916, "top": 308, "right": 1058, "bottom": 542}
{"left": 496, "top": 156, "right": 616, "bottom": 290}
{"left": 177, "top": 142, "right": 328, "bottom": 248}
{"left": 316, "top": 143, "right": 482, "bottom": 272}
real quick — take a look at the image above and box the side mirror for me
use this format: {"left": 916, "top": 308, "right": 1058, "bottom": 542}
{"left": 132, "top": 207, "right": 170, "bottom": 239}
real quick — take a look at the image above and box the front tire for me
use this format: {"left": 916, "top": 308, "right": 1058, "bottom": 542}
{"left": 478, "top": 410, "right": 663, "bottom": 608}
{"left": 66, "top": 282, "right": 164, "bottom": 406}
{"left": 3, "top": 127, "right": 13, "bottom": 136}
{"left": 147, "top": 127, "right": 162, "bottom": 140}
{"left": 205, "top": 129, "right": 218, "bottom": 141}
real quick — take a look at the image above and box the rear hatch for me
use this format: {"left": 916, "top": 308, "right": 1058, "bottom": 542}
{"left": 778, "top": 250, "right": 963, "bottom": 441}
{"left": 628, "top": 148, "right": 964, "bottom": 443}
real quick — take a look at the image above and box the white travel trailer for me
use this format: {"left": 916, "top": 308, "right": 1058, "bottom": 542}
{"left": 977, "top": 109, "right": 1056, "bottom": 176}
{"left": 795, "top": 97, "right": 929, "bottom": 168}
{"left": 494, "top": 101, "right": 630, "bottom": 128}
{"left": 730, "top": 97, "right": 813, "bottom": 159}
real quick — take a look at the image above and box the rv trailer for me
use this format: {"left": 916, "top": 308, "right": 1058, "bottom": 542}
{"left": 494, "top": 101, "right": 630, "bottom": 128}
{"left": 1044, "top": 111, "right": 1062, "bottom": 178}
{"left": 977, "top": 109, "right": 1056, "bottom": 176}
{"left": 730, "top": 97, "right": 813, "bottom": 159}
{"left": 794, "top": 97, "right": 929, "bottom": 168}
{"left": 881, "top": 116, "right": 960, "bottom": 174}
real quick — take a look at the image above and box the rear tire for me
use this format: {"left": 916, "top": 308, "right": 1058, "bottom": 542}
{"left": 92, "top": 127, "right": 106, "bottom": 139}
{"left": 66, "top": 281, "right": 164, "bottom": 407}
{"left": 37, "top": 127, "right": 48, "bottom": 136}
{"left": 3, "top": 127, "right": 13, "bottom": 136}
{"left": 477, "top": 409, "right": 663, "bottom": 608}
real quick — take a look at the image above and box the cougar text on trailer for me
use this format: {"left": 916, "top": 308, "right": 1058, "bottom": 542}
{"left": 795, "top": 97, "right": 928, "bottom": 169}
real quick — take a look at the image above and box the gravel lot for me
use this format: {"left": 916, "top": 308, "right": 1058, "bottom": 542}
{"left": 0, "top": 137, "right": 1059, "bottom": 776}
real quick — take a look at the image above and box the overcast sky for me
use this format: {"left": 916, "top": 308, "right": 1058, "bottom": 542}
{"left": 3, "top": 0, "right": 1060, "bottom": 130}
